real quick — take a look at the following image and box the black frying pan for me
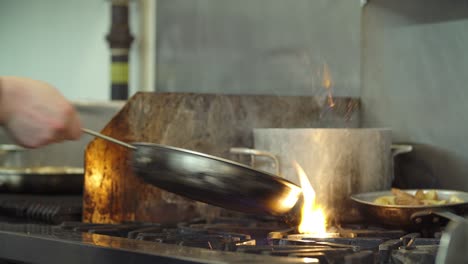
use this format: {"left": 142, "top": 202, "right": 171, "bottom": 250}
{"left": 351, "top": 189, "right": 468, "bottom": 230}
{"left": 83, "top": 129, "right": 302, "bottom": 216}
{"left": 0, "top": 166, "right": 83, "bottom": 194}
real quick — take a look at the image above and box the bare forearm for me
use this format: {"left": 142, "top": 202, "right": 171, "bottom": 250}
{"left": 0, "top": 76, "right": 82, "bottom": 147}
{"left": 0, "top": 76, "right": 7, "bottom": 124}
{"left": 0, "top": 76, "right": 21, "bottom": 125}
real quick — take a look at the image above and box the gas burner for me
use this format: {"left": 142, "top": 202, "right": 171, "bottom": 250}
{"left": 44, "top": 220, "right": 443, "bottom": 263}
{"left": 267, "top": 224, "right": 406, "bottom": 240}
{"left": 0, "top": 216, "right": 447, "bottom": 264}
{"left": 56, "top": 221, "right": 257, "bottom": 251}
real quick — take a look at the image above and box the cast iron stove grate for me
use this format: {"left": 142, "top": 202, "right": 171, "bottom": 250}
{"left": 52, "top": 219, "right": 442, "bottom": 264}
{"left": 0, "top": 194, "right": 82, "bottom": 224}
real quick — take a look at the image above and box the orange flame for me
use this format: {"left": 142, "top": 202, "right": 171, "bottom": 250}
{"left": 293, "top": 162, "right": 327, "bottom": 236}
{"left": 321, "top": 63, "right": 335, "bottom": 108}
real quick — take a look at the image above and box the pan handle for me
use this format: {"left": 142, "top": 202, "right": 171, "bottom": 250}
{"left": 229, "top": 148, "right": 280, "bottom": 176}
{"left": 410, "top": 209, "right": 466, "bottom": 226}
{"left": 82, "top": 128, "right": 137, "bottom": 150}
{"left": 391, "top": 144, "right": 413, "bottom": 157}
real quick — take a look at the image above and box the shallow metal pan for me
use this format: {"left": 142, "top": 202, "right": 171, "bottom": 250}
{"left": 82, "top": 128, "right": 303, "bottom": 216}
{"left": 131, "top": 143, "right": 302, "bottom": 216}
{"left": 351, "top": 189, "right": 468, "bottom": 230}
{"left": 0, "top": 167, "right": 84, "bottom": 194}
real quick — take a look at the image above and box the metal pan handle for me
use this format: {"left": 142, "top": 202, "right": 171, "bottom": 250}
{"left": 229, "top": 148, "right": 280, "bottom": 176}
{"left": 82, "top": 128, "right": 136, "bottom": 150}
{"left": 391, "top": 144, "right": 413, "bottom": 157}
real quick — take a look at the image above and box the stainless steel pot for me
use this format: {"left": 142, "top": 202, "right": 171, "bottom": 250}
{"left": 231, "top": 128, "right": 412, "bottom": 224}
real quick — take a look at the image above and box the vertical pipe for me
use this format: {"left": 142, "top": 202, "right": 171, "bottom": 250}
{"left": 139, "top": 0, "right": 156, "bottom": 92}
{"left": 106, "top": 0, "right": 134, "bottom": 100}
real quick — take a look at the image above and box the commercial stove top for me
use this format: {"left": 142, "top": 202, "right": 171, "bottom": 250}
{"left": 0, "top": 218, "right": 447, "bottom": 263}
{"left": 0, "top": 194, "right": 461, "bottom": 264}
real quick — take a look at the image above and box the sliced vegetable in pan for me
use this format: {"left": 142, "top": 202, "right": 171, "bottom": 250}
{"left": 373, "top": 188, "right": 464, "bottom": 206}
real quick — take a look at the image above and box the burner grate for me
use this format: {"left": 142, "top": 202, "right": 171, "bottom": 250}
{"left": 50, "top": 219, "right": 442, "bottom": 264}
{"left": 0, "top": 195, "right": 82, "bottom": 224}
{"left": 56, "top": 221, "right": 257, "bottom": 251}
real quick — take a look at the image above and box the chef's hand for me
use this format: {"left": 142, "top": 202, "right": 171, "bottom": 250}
{"left": 0, "top": 76, "right": 82, "bottom": 148}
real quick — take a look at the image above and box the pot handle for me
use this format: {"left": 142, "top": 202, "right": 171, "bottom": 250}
{"left": 229, "top": 148, "right": 280, "bottom": 176}
{"left": 391, "top": 144, "right": 413, "bottom": 157}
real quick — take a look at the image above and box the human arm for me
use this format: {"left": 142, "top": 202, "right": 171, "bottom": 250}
{"left": 0, "top": 76, "right": 82, "bottom": 148}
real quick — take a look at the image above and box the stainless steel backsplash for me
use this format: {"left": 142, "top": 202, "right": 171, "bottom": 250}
{"left": 361, "top": 0, "right": 468, "bottom": 191}
{"left": 155, "top": 0, "right": 361, "bottom": 98}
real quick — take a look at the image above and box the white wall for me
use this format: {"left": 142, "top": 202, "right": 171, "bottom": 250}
{"left": 0, "top": 0, "right": 141, "bottom": 101}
